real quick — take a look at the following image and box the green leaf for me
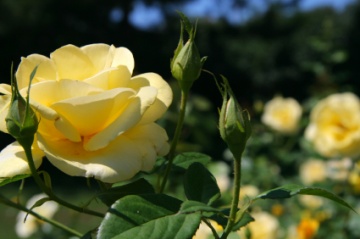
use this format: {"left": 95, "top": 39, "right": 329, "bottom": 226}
{"left": 184, "top": 162, "right": 221, "bottom": 205}
{"left": 210, "top": 208, "right": 230, "bottom": 228}
{"left": 179, "top": 200, "right": 222, "bottom": 215}
{"left": 97, "top": 178, "right": 155, "bottom": 207}
{"left": 0, "top": 174, "right": 30, "bottom": 187}
{"left": 80, "top": 228, "right": 98, "bottom": 239}
{"left": 257, "top": 184, "right": 356, "bottom": 212}
{"left": 173, "top": 152, "right": 211, "bottom": 170}
{"left": 97, "top": 194, "right": 182, "bottom": 239}
{"left": 111, "top": 213, "right": 201, "bottom": 239}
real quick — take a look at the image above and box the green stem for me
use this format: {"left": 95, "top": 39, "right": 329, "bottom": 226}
{"left": 0, "top": 194, "right": 82, "bottom": 237}
{"left": 159, "top": 90, "right": 189, "bottom": 193}
{"left": 221, "top": 156, "right": 242, "bottom": 239}
{"left": 23, "top": 145, "right": 104, "bottom": 218}
{"left": 203, "top": 218, "right": 220, "bottom": 239}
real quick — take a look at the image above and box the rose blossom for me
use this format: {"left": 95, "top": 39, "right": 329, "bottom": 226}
{"left": 238, "top": 211, "right": 279, "bottom": 239}
{"left": 0, "top": 44, "right": 172, "bottom": 183}
{"left": 261, "top": 96, "right": 302, "bottom": 134}
{"left": 305, "top": 92, "right": 360, "bottom": 157}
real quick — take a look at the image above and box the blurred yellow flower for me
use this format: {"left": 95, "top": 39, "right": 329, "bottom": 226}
{"left": 193, "top": 220, "right": 223, "bottom": 239}
{"left": 0, "top": 44, "right": 173, "bottom": 183}
{"left": 326, "top": 157, "right": 352, "bottom": 181}
{"left": 299, "top": 159, "right": 327, "bottom": 185}
{"left": 261, "top": 96, "right": 302, "bottom": 134}
{"left": 305, "top": 92, "right": 360, "bottom": 157}
{"left": 271, "top": 203, "right": 284, "bottom": 216}
{"left": 348, "top": 162, "right": 360, "bottom": 194}
{"left": 208, "top": 161, "right": 230, "bottom": 193}
{"left": 15, "top": 193, "right": 59, "bottom": 238}
{"left": 239, "top": 184, "right": 259, "bottom": 202}
{"left": 298, "top": 195, "right": 325, "bottom": 210}
{"left": 287, "top": 216, "right": 319, "bottom": 239}
{"left": 238, "top": 211, "right": 279, "bottom": 239}
{"left": 296, "top": 217, "right": 319, "bottom": 239}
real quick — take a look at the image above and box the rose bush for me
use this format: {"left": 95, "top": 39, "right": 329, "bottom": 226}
{"left": 261, "top": 96, "right": 302, "bottom": 134}
{"left": 305, "top": 92, "right": 360, "bottom": 157}
{"left": 0, "top": 44, "right": 173, "bottom": 183}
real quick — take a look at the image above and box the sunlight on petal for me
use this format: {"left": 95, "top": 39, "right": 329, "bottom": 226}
{"left": 37, "top": 134, "right": 143, "bottom": 183}
{"left": 15, "top": 54, "right": 56, "bottom": 89}
{"left": 51, "top": 88, "right": 135, "bottom": 136}
{"left": 130, "top": 73, "right": 173, "bottom": 124}
{"left": 81, "top": 44, "right": 113, "bottom": 71}
{"left": 83, "top": 97, "right": 141, "bottom": 151}
{"left": 51, "top": 45, "right": 95, "bottom": 80}
{"left": 111, "top": 47, "right": 134, "bottom": 75}
{"left": 84, "top": 66, "right": 131, "bottom": 90}
{"left": 0, "top": 84, "right": 11, "bottom": 94}
{"left": 29, "top": 79, "right": 103, "bottom": 107}
{"left": 0, "top": 141, "right": 44, "bottom": 177}
{"left": 136, "top": 86, "right": 158, "bottom": 114}
{"left": 0, "top": 94, "right": 11, "bottom": 133}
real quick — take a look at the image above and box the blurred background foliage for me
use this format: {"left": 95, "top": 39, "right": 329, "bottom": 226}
{"left": 1, "top": 0, "right": 360, "bottom": 238}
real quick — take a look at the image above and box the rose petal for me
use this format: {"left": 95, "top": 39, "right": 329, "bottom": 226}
{"left": 0, "top": 141, "right": 44, "bottom": 178}
{"left": 37, "top": 134, "right": 143, "bottom": 183}
{"left": 81, "top": 44, "right": 113, "bottom": 71}
{"left": 125, "top": 123, "right": 170, "bottom": 170}
{"left": 29, "top": 79, "right": 104, "bottom": 107}
{"left": 50, "top": 45, "right": 95, "bottom": 80}
{"left": 129, "top": 73, "right": 173, "bottom": 124}
{"left": 0, "top": 94, "right": 11, "bottom": 133}
{"left": 0, "top": 84, "right": 11, "bottom": 94}
{"left": 111, "top": 47, "right": 135, "bottom": 75}
{"left": 83, "top": 86, "right": 157, "bottom": 151}
{"left": 84, "top": 66, "right": 131, "bottom": 90}
{"left": 15, "top": 54, "right": 56, "bottom": 89}
{"left": 51, "top": 88, "right": 135, "bottom": 138}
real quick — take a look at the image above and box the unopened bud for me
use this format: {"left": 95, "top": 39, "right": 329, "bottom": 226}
{"left": 6, "top": 66, "right": 39, "bottom": 148}
{"left": 218, "top": 76, "right": 251, "bottom": 159}
{"left": 171, "top": 12, "right": 207, "bottom": 92}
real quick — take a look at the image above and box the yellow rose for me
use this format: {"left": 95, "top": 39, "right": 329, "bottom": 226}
{"left": 239, "top": 184, "right": 259, "bottom": 202}
{"left": 261, "top": 96, "right": 302, "bottom": 134}
{"left": 0, "top": 44, "right": 172, "bottom": 183}
{"left": 238, "top": 211, "right": 279, "bottom": 239}
{"left": 193, "top": 220, "right": 223, "bottom": 239}
{"left": 305, "top": 92, "right": 360, "bottom": 157}
{"left": 299, "top": 159, "right": 327, "bottom": 185}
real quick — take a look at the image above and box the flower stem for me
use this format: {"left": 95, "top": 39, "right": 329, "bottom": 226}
{"left": 203, "top": 218, "right": 220, "bottom": 239}
{"left": 221, "top": 156, "right": 242, "bottom": 239}
{"left": 23, "top": 146, "right": 104, "bottom": 218}
{"left": 0, "top": 194, "right": 82, "bottom": 237}
{"left": 159, "top": 90, "right": 189, "bottom": 193}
